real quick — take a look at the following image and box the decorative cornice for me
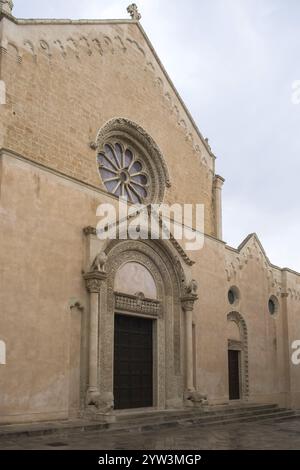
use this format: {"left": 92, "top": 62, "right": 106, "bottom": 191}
{"left": 168, "top": 231, "right": 195, "bottom": 266}
{"left": 228, "top": 339, "right": 243, "bottom": 351}
{"left": 225, "top": 233, "right": 289, "bottom": 297}
{"left": 2, "top": 18, "right": 134, "bottom": 25}
{"left": 136, "top": 22, "right": 216, "bottom": 164}
{"left": 115, "top": 292, "right": 161, "bottom": 318}
{"left": 2, "top": 17, "right": 215, "bottom": 169}
{"left": 83, "top": 224, "right": 195, "bottom": 268}
{"left": 281, "top": 292, "right": 289, "bottom": 298}
{"left": 286, "top": 288, "right": 300, "bottom": 302}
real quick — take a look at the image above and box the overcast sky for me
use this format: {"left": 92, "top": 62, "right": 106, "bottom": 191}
{"left": 13, "top": 0, "right": 300, "bottom": 271}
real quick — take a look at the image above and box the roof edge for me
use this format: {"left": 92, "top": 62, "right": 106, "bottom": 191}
{"left": 0, "top": 14, "right": 137, "bottom": 25}
{"left": 136, "top": 22, "right": 216, "bottom": 161}
{"left": 225, "top": 233, "right": 300, "bottom": 277}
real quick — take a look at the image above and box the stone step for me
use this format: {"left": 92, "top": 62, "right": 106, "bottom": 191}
{"left": 205, "top": 410, "right": 298, "bottom": 426}
{"left": 0, "top": 405, "right": 298, "bottom": 439}
{"left": 274, "top": 411, "right": 300, "bottom": 422}
{"left": 116, "top": 405, "right": 279, "bottom": 424}
{"left": 115, "top": 403, "right": 279, "bottom": 424}
{"left": 110, "top": 407, "right": 294, "bottom": 427}
{"left": 182, "top": 410, "right": 296, "bottom": 426}
{"left": 108, "top": 409, "right": 297, "bottom": 434}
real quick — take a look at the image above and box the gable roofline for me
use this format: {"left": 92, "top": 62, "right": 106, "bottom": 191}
{"left": 1, "top": 13, "right": 216, "bottom": 162}
{"left": 136, "top": 22, "right": 216, "bottom": 161}
{"left": 226, "top": 233, "right": 300, "bottom": 277}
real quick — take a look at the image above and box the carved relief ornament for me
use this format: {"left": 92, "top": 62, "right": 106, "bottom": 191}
{"left": 84, "top": 271, "right": 107, "bottom": 293}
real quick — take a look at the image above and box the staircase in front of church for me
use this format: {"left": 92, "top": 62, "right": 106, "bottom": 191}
{"left": 111, "top": 403, "right": 300, "bottom": 433}
{"left": 1, "top": 403, "right": 300, "bottom": 439}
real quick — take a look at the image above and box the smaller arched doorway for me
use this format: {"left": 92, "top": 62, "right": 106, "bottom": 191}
{"left": 227, "top": 312, "right": 249, "bottom": 401}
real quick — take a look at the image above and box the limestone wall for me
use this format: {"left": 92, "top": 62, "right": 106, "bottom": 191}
{"left": 0, "top": 16, "right": 215, "bottom": 236}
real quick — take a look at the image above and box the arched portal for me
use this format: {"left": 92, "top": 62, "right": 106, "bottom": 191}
{"left": 83, "top": 238, "right": 196, "bottom": 413}
{"left": 227, "top": 311, "right": 249, "bottom": 401}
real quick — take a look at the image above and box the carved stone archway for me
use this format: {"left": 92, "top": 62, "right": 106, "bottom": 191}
{"left": 83, "top": 238, "right": 199, "bottom": 415}
{"left": 227, "top": 311, "right": 249, "bottom": 400}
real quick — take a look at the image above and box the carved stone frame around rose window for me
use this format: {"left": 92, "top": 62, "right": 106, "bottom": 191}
{"left": 95, "top": 117, "right": 171, "bottom": 204}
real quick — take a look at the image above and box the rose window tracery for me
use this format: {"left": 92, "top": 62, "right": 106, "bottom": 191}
{"left": 98, "top": 143, "right": 149, "bottom": 203}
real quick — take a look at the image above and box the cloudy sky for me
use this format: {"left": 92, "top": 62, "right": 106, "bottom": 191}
{"left": 13, "top": 0, "right": 300, "bottom": 271}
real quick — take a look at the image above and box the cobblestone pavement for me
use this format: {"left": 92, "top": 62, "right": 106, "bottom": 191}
{"left": 0, "top": 419, "right": 300, "bottom": 450}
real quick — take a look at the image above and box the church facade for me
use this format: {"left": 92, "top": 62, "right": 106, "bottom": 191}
{"left": 1, "top": 3, "right": 300, "bottom": 424}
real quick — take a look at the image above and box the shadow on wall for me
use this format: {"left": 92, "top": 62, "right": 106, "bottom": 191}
{"left": 0, "top": 340, "right": 6, "bottom": 365}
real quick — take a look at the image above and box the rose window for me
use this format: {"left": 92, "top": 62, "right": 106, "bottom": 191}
{"left": 97, "top": 143, "right": 149, "bottom": 203}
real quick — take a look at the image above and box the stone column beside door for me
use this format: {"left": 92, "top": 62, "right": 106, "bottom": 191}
{"left": 83, "top": 270, "right": 113, "bottom": 417}
{"left": 181, "top": 292, "right": 198, "bottom": 394}
{"left": 181, "top": 281, "right": 208, "bottom": 407}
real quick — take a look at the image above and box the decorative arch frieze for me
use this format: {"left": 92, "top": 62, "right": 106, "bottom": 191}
{"left": 4, "top": 25, "right": 213, "bottom": 170}
{"left": 225, "top": 234, "right": 283, "bottom": 297}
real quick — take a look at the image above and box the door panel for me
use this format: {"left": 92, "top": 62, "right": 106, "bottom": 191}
{"left": 228, "top": 350, "right": 240, "bottom": 400}
{"left": 114, "top": 314, "right": 153, "bottom": 410}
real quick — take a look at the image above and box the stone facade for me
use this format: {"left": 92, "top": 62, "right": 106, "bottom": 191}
{"left": 0, "top": 7, "right": 300, "bottom": 424}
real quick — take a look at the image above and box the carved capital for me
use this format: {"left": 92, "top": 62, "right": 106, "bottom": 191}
{"left": 84, "top": 271, "right": 107, "bottom": 293}
{"left": 214, "top": 174, "right": 225, "bottom": 190}
{"left": 181, "top": 294, "right": 198, "bottom": 312}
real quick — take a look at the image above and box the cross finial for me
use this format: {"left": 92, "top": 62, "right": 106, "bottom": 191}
{"left": 127, "top": 3, "right": 141, "bottom": 21}
{"left": 0, "top": 0, "right": 14, "bottom": 15}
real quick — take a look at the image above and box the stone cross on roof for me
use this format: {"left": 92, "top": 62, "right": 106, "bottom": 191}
{"left": 0, "top": 0, "right": 14, "bottom": 15}
{"left": 127, "top": 3, "right": 141, "bottom": 21}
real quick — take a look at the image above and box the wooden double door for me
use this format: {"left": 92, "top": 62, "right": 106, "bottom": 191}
{"left": 114, "top": 314, "right": 154, "bottom": 410}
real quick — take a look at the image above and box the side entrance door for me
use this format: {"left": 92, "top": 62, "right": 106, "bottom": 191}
{"left": 228, "top": 349, "right": 240, "bottom": 400}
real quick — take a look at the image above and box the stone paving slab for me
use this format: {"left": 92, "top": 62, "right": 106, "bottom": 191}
{"left": 0, "top": 419, "right": 109, "bottom": 438}
{"left": 0, "top": 418, "right": 300, "bottom": 450}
